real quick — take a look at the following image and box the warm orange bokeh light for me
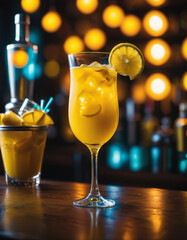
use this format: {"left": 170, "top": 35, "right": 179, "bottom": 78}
{"left": 182, "top": 72, "right": 187, "bottom": 91}
{"left": 145, "top": 73, "right": 171, "bottom": 101}
{"left": 143, "top": 10, "right": 168, "bottom": 36}
{"left": 181, "top": 38, "right": 187, "bottom": 60}
{"left": 41, "top": 10, "right": 62, "bottom": 33}
{"left": 102, "top": 5, "right": 125, "bottom": 28}
{"left": 146, "top": 0, "right": 166, "bottom": 7}
{"left": 64, "top": 36, "right": 84, "bottom": 54}
{"left": 76, "top": 0, "right": 98, "bottom": 14}
{"left": 21, "top": 0, "right": 40, "bottom": 13}
{"left": 44, "top": 60, "right": 60, "bottom": 78}
{"left": 12, "top": 50, "right": 29, "bottom": 68}
{"left": 120, "top": 15, "right": 141, "bottom": 37}
{"left": 84, "top": 28, "right": 106, "bottom": 50}
{"left": 132, "top": 83, "right": 146, "bottom": 104}
{"left": 144, "top": 38, "right": 171, "bottom": 65}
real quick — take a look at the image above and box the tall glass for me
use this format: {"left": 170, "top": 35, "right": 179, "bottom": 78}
{"left": 68, "top": 52, "right": 119, "bottom": 207}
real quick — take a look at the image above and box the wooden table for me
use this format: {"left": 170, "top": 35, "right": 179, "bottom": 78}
{"left": 0, "top": 177, "right": 187, "bottom": 240}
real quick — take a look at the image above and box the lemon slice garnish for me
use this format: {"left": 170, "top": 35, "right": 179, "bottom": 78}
{"left": 21, "top": 109, "right": 54, "bottom": 126}
{"left": 2, "top": 111, "right": 22, "bottom": 126}
{"left": 109, "top": 43, "right": 144, "bottom": 80}
{"left": 37, "top": 113, "right": 54, "bottom": 125}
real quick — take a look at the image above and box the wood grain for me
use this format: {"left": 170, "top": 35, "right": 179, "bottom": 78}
{"left": 0, "top": 177, "right": 187, "bottom": 240}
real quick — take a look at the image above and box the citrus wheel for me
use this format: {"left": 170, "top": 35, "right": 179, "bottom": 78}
{"left": 109, "top": 43, "right": 144, "bottom": 80}
{"left": 21, "top": 109, "right": 54, "bottom": 126}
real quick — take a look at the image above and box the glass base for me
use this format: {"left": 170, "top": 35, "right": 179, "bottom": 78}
{"left": 73, "top": 194, "right": 115, "bottom": 208}
{"left": 5, "top": 173, "right": 41, "bottom": 187}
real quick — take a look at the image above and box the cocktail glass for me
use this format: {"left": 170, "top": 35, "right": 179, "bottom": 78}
{"left": 68, "top": 52, "right": 119, "bottom": 207}
{"left": 0, "top": 125, "right": 48, "bottom": 187}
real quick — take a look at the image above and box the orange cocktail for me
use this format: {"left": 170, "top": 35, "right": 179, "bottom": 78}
{"left": 69, "top": 62, "right": 119, "bottom": 146}
{"left": 0, "top": 109, "right": 53, "bottom": 186}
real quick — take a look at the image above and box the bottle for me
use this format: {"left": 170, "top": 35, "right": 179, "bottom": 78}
{"left": 150, "top": 117, "right": 176, "bottom": 174}
{"left": 175, "top": 102, "right": 187, "bottom": 174}
{"left": 125, "top": 98, "right": 148, "bottom": 172}
{"left": 5, "top": 13, "right": 38, "bottom": 113}
{"left": 125, "top": 98, "right": 141, "bottom": 146}
{"left": 141, "top": 100, "right": 158, "bottom": 147}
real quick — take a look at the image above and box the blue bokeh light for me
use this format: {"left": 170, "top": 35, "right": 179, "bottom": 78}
{"left": 106, "top": 142, "right": 128, "bottom": 170}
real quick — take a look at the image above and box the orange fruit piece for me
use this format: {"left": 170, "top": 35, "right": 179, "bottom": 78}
{"left": 1, "top": 111, "right": 22, "bottom": 126}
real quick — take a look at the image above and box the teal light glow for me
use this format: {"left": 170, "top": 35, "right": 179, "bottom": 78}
{"left": 129, "top": 146, "right": 149, "bottom": 172}
{"left": 150, "top": 146, "right": 161, "bottom": 173}
{"left": 30, "top": 28, "right": 41, "bottom": 45}
{"left": 106, "top": 143, "right": 128, "bottom": 170}
{"left": 179, "top": 158, "right": 187, "bottom": 173}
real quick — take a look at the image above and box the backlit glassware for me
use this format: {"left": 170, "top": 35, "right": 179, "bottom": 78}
{"left": 68, "top": 52, "right": 119, "bottom": 207}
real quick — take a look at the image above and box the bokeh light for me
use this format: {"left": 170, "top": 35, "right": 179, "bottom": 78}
{"left": 181, "top": 38, "right": 187, "bottom": 60}
{"left": 182, "top": 72, "right": 187, "bottom": 91}
{"left": 120, "top": 15, "right": 141, "bottom": 37}
{"left": 145, "top": 73, "right": 171, "bottom": 101}
{"left": 44, "top": 60, "right": 60, "bottom": 78}
{"left": 41, "top": 10, "right": 62, "bottom": 33}
{"left": 21, "top": 0, "right": 40, "bottom": 13}
{"left": 12, "top": 50, "right": 29, "bottom": 68}
{"left": 102, "top": 5, "right": 125, "bottom": 28}
{"left": 76, "top": 0, "right": 98, "bottom": 14}
{"left": 146, "top": 0, "right": 166, "bottom": 7}
{"left": 132, "top": 83, "right": 146, "bottom": 104}
{"left": 64, "top": 36, "right": 84, "bottom": 54}
{"left": 84, "top": 28, "right": 106, "bottom": 50}
{"left": 143, "top": 10, "right": 168, "bottom": 36}
{"left": 106, "top": 142, "right": 128, "bottom": 170}
{"left": 144, "top": 38, "right": 171, "bottom": 65}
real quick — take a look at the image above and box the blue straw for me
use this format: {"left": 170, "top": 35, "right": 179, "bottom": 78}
{"left": 45, "top": 108, "right": 50, "bottom": 113}
{"left": 44, "top": 97, "right": 54, "bottom": 112}
{"left": 33, "top": 104, "right": 41, "bottom": 109}
{"left": 40, "top": 99, "right": 45, "bottom": 110}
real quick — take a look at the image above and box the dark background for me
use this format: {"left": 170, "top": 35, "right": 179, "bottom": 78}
{"left": 0, "top": 0, "right": 187, "bottom": 190}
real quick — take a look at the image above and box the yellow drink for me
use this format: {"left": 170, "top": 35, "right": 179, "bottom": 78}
{"left": 0, "top": 128, "right": 47, "bottom": 179}
{"left": 69, "top": 63, "right": 119, "bottom": 146}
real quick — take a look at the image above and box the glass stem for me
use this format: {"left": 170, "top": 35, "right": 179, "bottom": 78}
{"left": 89, "top": 147, "right": 100, "bottom": 197}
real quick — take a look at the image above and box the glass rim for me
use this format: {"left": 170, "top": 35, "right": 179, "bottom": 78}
{"left": 0, "top": 125, "right": 48, "bottom": 131}
{"left": 68, "top": 51, "right": 110, "bottom": 57}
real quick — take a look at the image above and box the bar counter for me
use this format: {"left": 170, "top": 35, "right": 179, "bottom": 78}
{"left": 0, "top": 177, "right": 187, "bottom": 240}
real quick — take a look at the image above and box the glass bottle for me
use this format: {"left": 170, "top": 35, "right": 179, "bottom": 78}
{"left": 5, "top": 13, "right": 38, "bottom": 113}
{"left": 150, "top": 117, "right": 176, "bottom": 174}
{"left": 175, "top": 102, "right": 187, "bottom": 174}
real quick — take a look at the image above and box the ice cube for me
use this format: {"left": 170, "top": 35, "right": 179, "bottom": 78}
{"left": 79, "top": 91, "right": 101, "bottom": 117}
{"left": 18, "top": 99, "right": 41, "bottom": 116}
{"left": 85, "top": 75, "right": 103, "bottom": 92}
{"left": 95, "top": 66, "right": 116, "bottom": 87}
{"left": 80, "top": 64, "right": 87, "bottom": 68}
{"left": 89, "top": 61, "right": 103, "bottom": 67}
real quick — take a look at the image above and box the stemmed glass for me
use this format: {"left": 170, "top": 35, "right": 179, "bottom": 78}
{"left": 68, "top": 52, "right": 119, "bottom": 207}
